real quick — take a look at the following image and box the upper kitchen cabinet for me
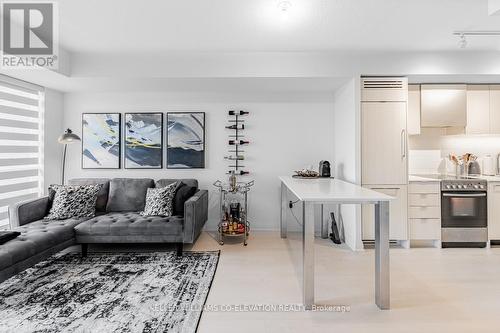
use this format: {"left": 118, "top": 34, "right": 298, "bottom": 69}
{"left": 408, "top": 85, "right": 421, "bottom": 135}
{"left": 490, "top": 85, "right": 500, "bottom": 134}
{"left": 421, "top": 84, "right": 467, "bottom": 127}
{"left": 361, "top": 77, "right": 408, "bottom": 102}
{"left": 362, "top": 101, "right": 408, "bottom": 185}
{"left": 466, "top": 85, "right": 490, "bottom": 135}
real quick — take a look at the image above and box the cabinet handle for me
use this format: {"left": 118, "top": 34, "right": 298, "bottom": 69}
{"left": 442, "top": 193, "right": 486, "bottom": 197}
{"left": 401, "top": 129, "right": 406, "bottom": 159}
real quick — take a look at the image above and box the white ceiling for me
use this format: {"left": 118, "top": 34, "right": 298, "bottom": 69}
{"left": 5, "top": 0, "right": 500, "bottom": 92}
{"left": 57, "top": 0, "right": 500, "bottom": 53}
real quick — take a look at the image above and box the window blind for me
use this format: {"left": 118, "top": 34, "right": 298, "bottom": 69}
{"left": 0, "top": 77, "right": 44, "bottom": 229}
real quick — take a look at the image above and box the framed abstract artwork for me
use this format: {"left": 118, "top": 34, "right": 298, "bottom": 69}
{"left": 82, "top": 113, "right": 121, "bottom": 169}
{"left": 124, "top": 113, "right": 163, "bottom": 169}
{"left": 167, "top": 112, "right": 205, "bottom": 169}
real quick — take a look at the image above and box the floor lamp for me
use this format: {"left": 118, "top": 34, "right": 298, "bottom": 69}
{"left": 58, "top": 128, "right": 81, "bottom": 185}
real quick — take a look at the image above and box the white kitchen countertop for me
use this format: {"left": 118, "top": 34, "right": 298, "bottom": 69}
{"left": 409, "top": 175, "right": 441, "bottom": 182}
{"left": 409, "top": 174, "right": 500, "bottom": 183}
{"left": 471, "top": 175, "right": 500, "bottom": 182}
{"left": 279, "top": 176, "right": 394, "bottom": 203}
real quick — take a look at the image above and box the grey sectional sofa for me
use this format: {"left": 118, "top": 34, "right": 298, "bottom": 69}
{"left": 0, "top": 177, "right": 208, "bottom": 283}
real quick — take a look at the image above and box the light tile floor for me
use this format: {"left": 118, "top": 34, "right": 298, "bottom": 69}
{"left": 186, "top": 231, "right": 500, "bottom": 333}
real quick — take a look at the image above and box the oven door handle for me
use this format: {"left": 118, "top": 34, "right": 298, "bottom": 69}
{"left": 442, "top": 193, "right": 486, "bottom": 197}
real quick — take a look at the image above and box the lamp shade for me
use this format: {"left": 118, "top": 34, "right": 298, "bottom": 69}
{"left": 58, "top": 128, "right": 81, "bottom": 144}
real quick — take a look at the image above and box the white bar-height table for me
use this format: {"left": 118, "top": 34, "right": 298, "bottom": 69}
{"left": 279, "top": 176, "right": 394, "bottom": 310}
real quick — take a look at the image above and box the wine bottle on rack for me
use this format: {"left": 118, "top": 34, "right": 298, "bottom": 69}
{"left": 227, "top": 170, "right": 250, "bottom": 175}
{"left": 224, "top": 155, "right": 245, "bottom": 160}
{"left": 228, "top": 110, "right": 249, "bottom": 116}
{"left": 228, "top": 140, "right": 249, "bottom": 145}
{"left": 225, "top": 124, "right": 245, "bottom": 130}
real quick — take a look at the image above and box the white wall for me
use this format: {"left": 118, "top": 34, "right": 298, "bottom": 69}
{"left": 43, "top": 89, "right": 64, "bottom": 193}
{"left": 332, "top": 77, "right": 363, "bottom": 250}
{"left": 62, "top": 91, "right": 334, "bottom": 231}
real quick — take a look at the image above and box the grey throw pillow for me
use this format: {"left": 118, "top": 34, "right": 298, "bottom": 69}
{"left": 45, "top": 184, "right": 103, "bottom": 220}
{"left": 141, "top": 182, "right": 179, "bottom": 217}
{"left": 173, "top": 183, "right": 197, "bottom": 215}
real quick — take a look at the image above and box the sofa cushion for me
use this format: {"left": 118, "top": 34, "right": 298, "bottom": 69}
{"left": 68, "top": 178, "right": 110, "bottom": 212}
{"left": 46, "top": 184, "right": 102, "bottom": 220}
{"left": 106, "top": 178, "right": 154, "bottom": 212}
{"left": 156, "top": 179, "right": 198, "bottom": 216}
{"left": 74, "top": 212, "right": 183, "bottom": 237}
{"left": 156, "top": 179, "right": 198, "bottom": 190}
{"left": 141, "top": 182, "right": 179, "bottom": 217}
{"left": 0, "top": 217, "right": 84, "bottom": 270}
{"left": 173, "top": 184, "right": 197, "bottom": 215}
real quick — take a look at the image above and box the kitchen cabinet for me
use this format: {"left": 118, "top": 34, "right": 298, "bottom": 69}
{"left": 409, "top": 193, "right": 440, "bottom": 206}
{"left": 421, "top": 84, "right": 467, "bottom": 128}
{"left": 362, "top": 184, "right": 408, "bottom": 241}
{"left": 409, "top": 206, "right": 441, "bottom": 219}
{"left": 361, "top": 102, "right": 407, "bottom": 185}
{"left": 408, "top": 181, "right": 441, "bottom": 243}
{"left": 409, "top": 182, "right": 440, "bottom": 194}
{"left": 361, "top": 77, "right": 408, "bottom": 246}
{"left": 408, "top": 84, "right": 421, "bottom": 135}
{"left": 489, "top": 85, "right": 500, "bottom": 134}
{"left": 464, "top": 84, "right": 500, "bottom": 135}
{"left": 488, "top": 182, "right": 500, "bottom": 240}
{"left": 466, "top": 85, "right": 490, "bottom": 135}
{"left": 409, "top": 219, "right": 441, "bottom": 240}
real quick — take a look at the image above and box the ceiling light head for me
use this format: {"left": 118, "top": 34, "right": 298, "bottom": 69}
{"left": 278, "top": 0, "right": 292, "bottom": 12}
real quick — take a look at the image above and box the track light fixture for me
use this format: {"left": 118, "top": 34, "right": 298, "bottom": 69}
{"left": 453, "top": 31, "right": 500, "bottom": 49}
{"left": 459, "top": 34, "right": 467, "bottom": 49}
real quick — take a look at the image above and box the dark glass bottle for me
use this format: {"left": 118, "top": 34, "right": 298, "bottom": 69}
{"left": 225, "top": 124, "right": 245, "bottom": 130}
{"left": 228, "top": 140, "right": 249, "bottom": 145}
{"left": 228, "top": 110, "right": 249, "bottom": 116}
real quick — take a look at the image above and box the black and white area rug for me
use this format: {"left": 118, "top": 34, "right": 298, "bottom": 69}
{"left": 0, "top": 251, "right": 219, "bottom": 332}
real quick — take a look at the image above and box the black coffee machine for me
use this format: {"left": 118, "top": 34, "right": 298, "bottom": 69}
{"left": 319, "top": 160, "right": 331, "bottom": 178}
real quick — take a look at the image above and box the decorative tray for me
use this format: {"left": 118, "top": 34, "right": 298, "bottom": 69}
{"left": 292, "top": 175, "right": 320, "bottom": 179}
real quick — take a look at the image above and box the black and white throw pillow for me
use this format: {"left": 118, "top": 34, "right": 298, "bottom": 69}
{"left": 45, "top": 184, "right": 102, "bottom": 220}
{"left": 141, "top": 182, "right": 179, "bottom": 217}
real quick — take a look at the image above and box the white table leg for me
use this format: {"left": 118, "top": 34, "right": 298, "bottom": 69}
{"left": 280, "top": 182, "right": 287, "bottom": 239}
{"left": 303, "top": 201, "right": 315, "bottom": 310}
{"left": 375, "top": 201, "right": 390, "bottom": 310}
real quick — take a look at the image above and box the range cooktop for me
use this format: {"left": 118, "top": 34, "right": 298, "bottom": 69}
{"left": 412, "top": 174, "right": 487, "bottom": 191}
{"left": 441, "top": 178, "right": 487, "bottom": 191}
{"left": 413, "top": 174, "right": 484, "bottom": 181}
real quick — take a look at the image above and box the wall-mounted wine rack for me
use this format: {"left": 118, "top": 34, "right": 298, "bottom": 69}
{"left": 225, "top": 110, "right": 249, "bottom": 175}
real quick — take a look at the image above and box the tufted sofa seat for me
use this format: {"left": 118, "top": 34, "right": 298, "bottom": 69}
{"left": 0, "top": 216, "right": 87, "bottom": 281}
{"left": 75, "top": 212, "right": 184, "bottom": 243}
{"left": 2, "top": 177, "right": 208, "bottom": 283}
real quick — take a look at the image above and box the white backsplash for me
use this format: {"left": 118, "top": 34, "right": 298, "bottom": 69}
{"left": 408, "top": 129, "right": 500, "bottom": 175}
{"left": 408, "top": 150, "right": 448, "bottom": 174}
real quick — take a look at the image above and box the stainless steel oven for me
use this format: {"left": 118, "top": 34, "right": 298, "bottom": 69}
{"left": 441, "top": 178, "right": 487, "bottom": 248}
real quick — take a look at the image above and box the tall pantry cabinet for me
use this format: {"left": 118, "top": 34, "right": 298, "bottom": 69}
{"left": 361, "top": 77, "right": 409, "bottom": 245}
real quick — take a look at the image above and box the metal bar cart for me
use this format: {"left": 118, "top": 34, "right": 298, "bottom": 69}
{"left": 213, "top": 180, "right": 254, "bottom": 246}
